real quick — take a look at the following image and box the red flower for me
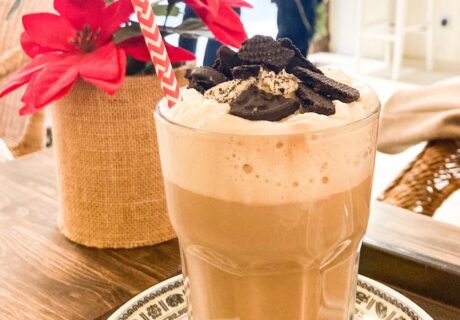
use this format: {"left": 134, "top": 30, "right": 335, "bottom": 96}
{"left": 0, "top": 0, "right": 136, "bottom": 115}
{"left": 119, "top": 36, "right": 195, "bottom": 64}
{"left": 0, "top": 0, "right": 250, "bottom": 115}
{"left": 184, "top": 0, "right": 252, "bottom": 48}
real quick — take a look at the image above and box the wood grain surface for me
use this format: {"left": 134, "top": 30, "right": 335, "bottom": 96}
{"left": 0, "top": 149, "right": 181, "bottom": 320}
{"left": 367, "top": 202, "right": 460, "bottom": 271}
{"left": 363, "top": 202, "right": 460, "bottom": 311}
{"left": 1, "top": 149, "right": 459, "bottom": 320}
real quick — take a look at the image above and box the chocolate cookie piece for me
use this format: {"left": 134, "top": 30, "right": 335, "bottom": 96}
{"left": 230, "top": 85, "right": 300, "bottom": 121}
{"left": 296, "top": 83, "right": 335, "bottom": 116}
{"left": 292, "top": 67, "right": 360, "bottom": 103}
{"left": 231, "top": 65, "right": 260, "bottom": 80}
{"left": 187, "top": 80, "right": 207, "bottom": 93}
{"left": 213, "top": 46, "right": 243, "bottom": 79}
{"left": 187, "top": 66, "right": 227, "bottom": 93}
{"left": 185, "top": 70, "right": 206, "bottom": 93}
{"left": 238, "top": 35, "right": 294, "bottom": 72}
{"left": 277, "top": 38, "right": 323, "bottom": 74}
{"left": 191, "top": 66, "right": 227, "bottom": 84}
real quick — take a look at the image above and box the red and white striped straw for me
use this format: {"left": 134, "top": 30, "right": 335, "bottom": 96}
{"left": 131, "top": 0, "right": 181, "bottom": 108}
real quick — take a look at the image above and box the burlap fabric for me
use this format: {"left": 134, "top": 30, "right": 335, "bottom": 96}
{"left": 52, "top": 72, "right": 187, "bottom": 248}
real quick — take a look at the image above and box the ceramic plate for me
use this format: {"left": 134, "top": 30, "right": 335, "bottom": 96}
{"left": 108, "top": 274, "right": 432, "bottom": 320}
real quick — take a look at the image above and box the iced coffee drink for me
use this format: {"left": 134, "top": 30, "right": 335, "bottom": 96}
{"left": 155, "top": 36, "right": 380, "bottom": 320}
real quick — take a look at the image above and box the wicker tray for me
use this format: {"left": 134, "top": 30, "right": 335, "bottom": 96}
{"left": 379, "top": 140, "right": 460, "bottom": 216}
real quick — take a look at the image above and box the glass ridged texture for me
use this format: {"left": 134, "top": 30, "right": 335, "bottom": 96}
{"left": 155, "top": 105, "right": 380, "bottom": 320}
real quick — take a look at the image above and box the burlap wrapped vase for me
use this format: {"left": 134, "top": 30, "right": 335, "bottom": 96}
{"left": 52, "top": 72, "right": 187, "bottom": 248}
{"left": 0, "top": 0, "right": 52, "bottom": 157}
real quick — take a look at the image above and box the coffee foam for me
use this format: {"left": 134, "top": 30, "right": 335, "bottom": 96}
{"left": 156, "top": 67, "right": 380, "bottom": 205}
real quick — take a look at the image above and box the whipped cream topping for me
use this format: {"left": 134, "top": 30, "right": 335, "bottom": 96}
{"left": 161, "top": 67, "right": 379, "bottom": 135}
{"left": 258, "top": 69, "right": 299, "bottom": 97}
{"left": 204, "top": 69, "right": 298, "bottom": 105}
{"left": 204, "top": 77, "right": 257, "bottom": 104}
{"left": 156, "top": 67, "right": 380, "bottom": 205}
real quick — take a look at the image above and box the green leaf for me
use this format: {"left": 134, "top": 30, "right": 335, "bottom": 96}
{"left": 167, "top": 0, "right": 182, "bottom": 16}
{"left": 113, "top": 22, "right": 143, "bottom": 44}
{"left": 153, "top": 4, "right": 180, "bottom": 17}
{"left": 162, "top": 18, "right": 214, "bottom": 39}
{"left": 115, "top": 16, "right": 214, "bottom": 44}
{"left": 6, "top": 0, "right": 22, "bottom": 20}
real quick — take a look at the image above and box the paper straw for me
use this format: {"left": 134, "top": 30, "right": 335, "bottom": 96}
{"left": 131, "top": 0, "right": 181, "bottom": 108}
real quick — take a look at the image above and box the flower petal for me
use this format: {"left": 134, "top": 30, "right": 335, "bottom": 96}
{"left": 21, "top": 32, "right": 64, "bottom": 58}
{"left": 19, "top": 76, "right": 38, "bottom": 115}
{"left": 19, "top": 104, "right": 38, "bottom": 116}
{"left": 22, "top": 13, "right": 76, "bottom": 54}
{"left": 120, "top": 37, "right": 196, "bottom": 63}
{"left": 0, "top": 53, "right": 65, "bottom": 98}
{"left": 54, "top": 0, "right": 105, "bottom": 31}
{"left": 78, "top": 43, "right": 125, "bottom": 82}
{"left": 165, "top": 43, "right": 196, "bottom": 63}
{"left": 19, "top": 74, "right": 43, "bottom": 116}
{"left": 119, "top": 36, "right": 151, "bottom": 61}
{"left": 207, "top": 4, "right": 248, "bottom": 48}
{"left": 124, "top": 46, "right": 151, "bottom": 62}
{"left": 19, "top": 75, "right": 76, "bottom": 116}
{"left": 183, "top": 0, "right": 213, "bottom": 22}
{"left": 20, "top": 32, "right": 43, "bottom": 58}
{"left": 82, "top": 73, "right": 124, "bottom": 95}
{"left": 102, "top": 0, "right": 134, "bottom": 35}
{"left": 221, "top": 0, "right": 253, "bottom": 8}
{"left": 20, "top": 56, "right": 79, "bottom": 113}
{"left": 79, "top": 45, "right": 126, "bottom": 94}
{"left": 183, "top": 1, "right": 248, "bottom": 48}
{"left": 207, "top": 0, "right": 220, "bottom": 19}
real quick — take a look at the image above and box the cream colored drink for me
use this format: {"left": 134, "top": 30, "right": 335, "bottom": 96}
{"left": 155, "top": 37, "right": 380, "bottom": 320}
{"left": 165, "top": 178, "right": 371, "bottom": 319}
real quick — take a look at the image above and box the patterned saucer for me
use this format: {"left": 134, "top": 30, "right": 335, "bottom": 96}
{"left": 108, "top": 275, "right": 432, "bottom": 320}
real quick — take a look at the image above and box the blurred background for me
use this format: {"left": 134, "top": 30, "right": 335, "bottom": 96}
{"left": 1, "top": 0, "right": 459, "bottom": 226}
{"left": 165, "top": 0, "right": 460, "bottom": 226}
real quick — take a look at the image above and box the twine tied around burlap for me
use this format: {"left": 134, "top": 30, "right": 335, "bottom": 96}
{"left": 52, "top": 72, "right": 187, "bottom": 248}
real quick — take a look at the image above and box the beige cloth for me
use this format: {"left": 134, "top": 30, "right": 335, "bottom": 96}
{"left": 378, "top": 77, "right": 460, "bottom": 154}
{"left": 0, "top": 0, "right": 53, "bottom": 155}
{"left": 0, "top": 138, "right": 13, "bottom": 162}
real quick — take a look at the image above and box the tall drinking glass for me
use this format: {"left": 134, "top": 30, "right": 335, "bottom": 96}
{"left": 155, "top": 104, "right": 380, "bottom": 320}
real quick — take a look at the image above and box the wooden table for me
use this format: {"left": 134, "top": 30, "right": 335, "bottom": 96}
{"left": 1, "top": 149, "right": 459, "bottom": 320}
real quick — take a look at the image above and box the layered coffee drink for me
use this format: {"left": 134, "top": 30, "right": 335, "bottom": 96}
{"left": 155, "top": 36, "right": 380, "bottom": 320}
